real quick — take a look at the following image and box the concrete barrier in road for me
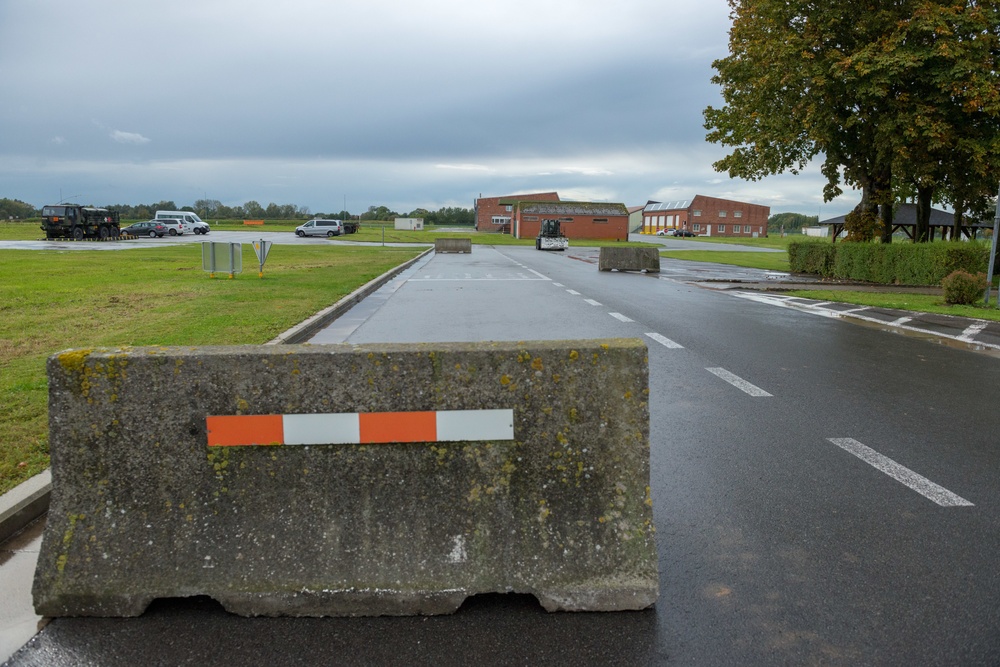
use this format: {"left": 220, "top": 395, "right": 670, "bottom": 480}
{"left": 598, "top": 247, "right": 660, "bottom": 273}
{"left": 34, "top": 340, "right": 657, "bottom": 617}
{"left": 434, "top": 238, "right": 472, "bottom": 253}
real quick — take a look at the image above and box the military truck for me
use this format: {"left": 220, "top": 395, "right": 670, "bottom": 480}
{"left": 41, "top": 205, "right": 121, "bottom": 240}
{"left": 535, "top": 218, "right": 568, "bottom": 251}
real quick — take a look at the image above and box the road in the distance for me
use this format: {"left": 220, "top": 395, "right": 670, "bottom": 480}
{"left": 10, "top": 245, "right": 1000, "bottom": 666}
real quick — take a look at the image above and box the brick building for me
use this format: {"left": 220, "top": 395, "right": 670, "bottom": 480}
{"left": 641, "top": 195, "right": 770, "bottom": 238}
{"left": 510, "top": 200, "right": 630, "bottom": 241}
{"left": 474, "top": 192, "right": 560, "bottom": 232}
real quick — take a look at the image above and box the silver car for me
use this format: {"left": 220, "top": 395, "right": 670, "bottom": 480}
{"left": 156, "top": 219, "right": 190, "bottom": 236}
{"left": 295, "top": 219, "right": 343, "bottom": 237}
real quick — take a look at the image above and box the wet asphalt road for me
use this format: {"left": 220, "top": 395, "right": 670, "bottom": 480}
{"left": 8, "top": 246, "right": 1000, "bottom": 665}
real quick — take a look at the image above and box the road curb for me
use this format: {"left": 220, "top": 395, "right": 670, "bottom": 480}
{"left": 0, "top": 469, "right": 51, "bottom": 545}
{"left": 0, "top": 247, "right": 434, "bottom": 544}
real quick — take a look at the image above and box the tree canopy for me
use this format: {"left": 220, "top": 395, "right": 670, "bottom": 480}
{"left": 705, "top": 0, "right": 1000, "bottom": 242}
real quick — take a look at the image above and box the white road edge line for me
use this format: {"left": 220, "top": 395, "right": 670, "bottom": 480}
{"left": 827, "top": 438, "right": 974, "bottom": 507}
{"left": 645, "top": 333, "right": 684, "bottom": 349}
{"left": 609, "top": 312, "right": 634, "bottom": 323}
{"left": 705, "top": 367, "right": 772, "bottom": 397}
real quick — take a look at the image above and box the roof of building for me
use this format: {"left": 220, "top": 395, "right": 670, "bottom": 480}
{"left": 820, "top": 203, "right": 991, "bottom": 227}
{"left": 515, "top": 201, "right": 629, "bottom": 216}
{"left": 644, "top": 200, "right": 691, "bottom": 212}
{"left": 493, "top": 192, "right": 560, "bottom": 205}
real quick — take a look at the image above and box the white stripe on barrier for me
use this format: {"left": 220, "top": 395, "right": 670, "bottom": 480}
{"left": 436, "top": 410, "right": 514, "bottom": 441}
{"left": 284, "top": 413, "right": 360, "bottom": 445}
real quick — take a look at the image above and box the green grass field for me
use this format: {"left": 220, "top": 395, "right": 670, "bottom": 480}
{"left": 661, "top": 250, "right": 790, "bottom": 272}
{"left": 0, "top": 243, "right": 424, "bottom": 494}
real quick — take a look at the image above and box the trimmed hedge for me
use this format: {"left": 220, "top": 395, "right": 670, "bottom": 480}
{"left": 788, "top": 240, "right": 989, "bottom": 285}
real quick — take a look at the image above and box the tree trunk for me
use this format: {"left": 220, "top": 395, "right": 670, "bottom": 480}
{"left": 879, "top": 204, "right": 893, "bottom": 244}
{"left": 952, "top": 199, "right": 965, "bottom": 241}
{"left": 914, "top": 186, "right": 933, "bottom": 243}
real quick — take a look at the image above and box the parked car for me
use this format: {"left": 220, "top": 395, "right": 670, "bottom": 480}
{"left": 155, "top": 210, "right": 210, "bottom": 234}
{"left": 157, "top": 219, "right": 190, "bottom": 236}
{"left": 672, "top": 229, "right": 697, "bottom": 237}
{"left": 295, "top": 219, "right": 343, "bottom": 237}
{"left": 121, "top": 221, "right": 168, "bottom": 238}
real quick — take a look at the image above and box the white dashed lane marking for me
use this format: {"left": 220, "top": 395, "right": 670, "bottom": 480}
{"left": 609, "top": 313, "right": 634, "bottom": 323}
{"left": 645, "top": 333, "right": 683, "bottom": 349}
{"left": 705, "top": 367, "right": 772, "bottom": 397}
{"left": 827, "top": 438, "right": 973, "bottom": 507}
{"left": 584, "top": 299, "right": 602, "bottom": 306}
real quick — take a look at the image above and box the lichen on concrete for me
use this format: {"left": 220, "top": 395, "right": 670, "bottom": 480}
{"left": 34, "top": 339, "right": 657, "bottom": 617}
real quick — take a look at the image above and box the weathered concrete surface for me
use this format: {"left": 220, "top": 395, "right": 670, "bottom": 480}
{"left": 434, "top": 238, "right": 472, "bottom": 253}
{"left": 34, "top": 341, "right": 657, "bottom": 617}
{"left": 598, "top": 247, "right": 660, "bottom": 273}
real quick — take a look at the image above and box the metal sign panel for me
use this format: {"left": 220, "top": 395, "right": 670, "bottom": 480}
{"left": 201, "top": 242, "right": 243, "bottom": 276}
{"left": 252, "top": 239, "right": 272, "bottom": 264}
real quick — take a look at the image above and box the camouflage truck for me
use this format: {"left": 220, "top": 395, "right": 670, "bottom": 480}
{"left": 41, "top": 205, "right": 121, "bottom": 240}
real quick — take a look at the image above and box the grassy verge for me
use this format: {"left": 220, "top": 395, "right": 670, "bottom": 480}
{"left": 0, "top": 243, "right": 423, "bottom": 494}
{"left": 781, "top": 290, "right": 1000, "bottom": 321}
{"left": 662, "top": 250, "right": 790, "bottom": 272}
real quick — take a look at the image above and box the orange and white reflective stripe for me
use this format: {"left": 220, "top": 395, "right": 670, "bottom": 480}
{"left": 206, "top": 409, "right": 514, "bottom": 447}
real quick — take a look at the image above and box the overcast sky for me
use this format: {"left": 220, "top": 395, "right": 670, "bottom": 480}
{"left": 0, "top": 0, "right": 861, "bottom": 218}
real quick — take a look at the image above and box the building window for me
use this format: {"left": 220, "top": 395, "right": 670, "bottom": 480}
{"left": 718, "top": 224, "right": 726, "bottom": 233}
{"left": 734, "top": 211, "right": 743, "bottom": 218}
{"left": 744, "top": 225, "right": 752, "bottom": 233}
{"left": 505, "top": 205, "right": 512, "bottom": 212}
{"left": 692, "top": 223, "right": 701, "bottom": 232}
{"left": 593, "top": 218, "right": 608, "bottom": 223}
{"left": 692, "top": 210, "right": 702, "bottom": 217}
{"left": 491, "top": 216, "right": 510, "bottom": 225}
{"left": 733, "top": 225, "right": 741, "bottom": 233}
{"left": 719, "top": 210, "right": 727, "bottom": 218}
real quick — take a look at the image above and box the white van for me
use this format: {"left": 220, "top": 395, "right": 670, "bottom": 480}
{"left": 155, "top": 210, "right": 210, "bottom": 235}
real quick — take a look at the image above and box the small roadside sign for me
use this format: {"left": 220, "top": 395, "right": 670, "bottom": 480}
{"left": 252, "top": 239, "right": 272, "bottom": 278}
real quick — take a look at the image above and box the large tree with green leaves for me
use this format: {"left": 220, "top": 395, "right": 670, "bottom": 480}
{"left": 705, "top": 0, "right": 1000, "bottom": 243}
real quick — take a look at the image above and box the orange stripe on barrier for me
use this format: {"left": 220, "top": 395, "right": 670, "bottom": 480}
{"left": 359, "top": 411, "right": 436, "bottom": 444}
{"left": 207, "top": 415, "right": 284, "bottom": 446}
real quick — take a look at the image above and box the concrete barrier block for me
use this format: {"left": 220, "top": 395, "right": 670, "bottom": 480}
{"left": 434, "top": 238, "right": 472, "bottom": 253}
{"left": 598, "top": 247, "right": 661, "bottom": 272}
{"left": 34, "top": 340, "right": 657, "bottom": 617}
